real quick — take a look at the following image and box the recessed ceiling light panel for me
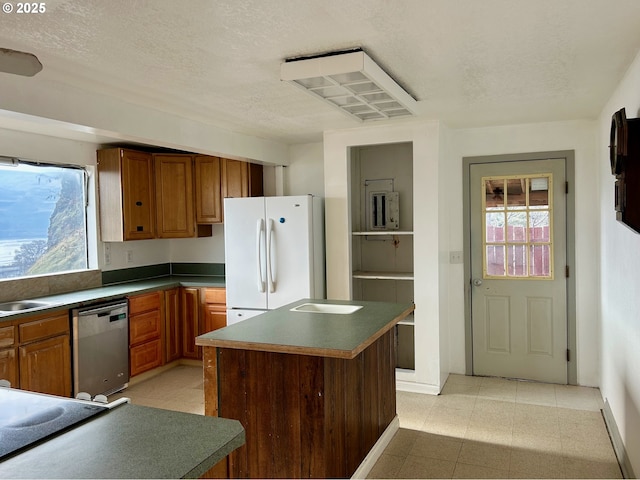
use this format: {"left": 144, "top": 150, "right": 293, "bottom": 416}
{"left": 281, "top": 49, "right": 416, "bottom": 122}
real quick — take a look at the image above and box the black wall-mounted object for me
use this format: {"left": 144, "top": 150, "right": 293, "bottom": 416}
{"left": 610, "top": 107, "right": 640, "bottom": 233}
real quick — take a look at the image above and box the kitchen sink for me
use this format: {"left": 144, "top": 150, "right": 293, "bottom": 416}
{"left": 0, "top": 300, "right": 51, "bottom": 313}
{"left": 290, "top": 303, "right": 363, "bottom": 314}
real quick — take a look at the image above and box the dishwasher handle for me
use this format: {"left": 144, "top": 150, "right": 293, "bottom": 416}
{"left": 76, "top": 302, "right": 127, "bottom": 317}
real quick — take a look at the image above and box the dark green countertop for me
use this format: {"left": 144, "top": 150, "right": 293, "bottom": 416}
{"left": 196, "top": 298, "right": 414, "bottom": 359}
{"left": 0, "top": 275, "right": 225, "bottom": 322}
{"left": 0, "top": 402, "right": 244, "bottom": 479}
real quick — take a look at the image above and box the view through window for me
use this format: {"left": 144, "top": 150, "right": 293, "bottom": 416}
{"left": 482, "top": 174, "right": 554, "bottom": 279}
{"left": 0, "top": 160, "right": 88, "bottom": 280}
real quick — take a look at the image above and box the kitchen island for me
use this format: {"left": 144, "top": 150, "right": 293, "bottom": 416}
{"left": 196, "top": 298, "right": 414, "bottom": 479}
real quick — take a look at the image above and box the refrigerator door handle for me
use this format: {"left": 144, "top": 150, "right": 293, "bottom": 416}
{"left": 256, "top": 218, "right": 266, "bottom": 293}
{"left": 267, "top": 218, "right": 276, "bottom": 293}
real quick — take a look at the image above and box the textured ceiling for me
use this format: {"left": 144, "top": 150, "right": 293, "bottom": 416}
{"left": 1, "top": 0, "right": 640, "bottom": 144}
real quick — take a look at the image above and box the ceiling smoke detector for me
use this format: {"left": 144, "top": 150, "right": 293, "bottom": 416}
{"left": 281, "top": 48, "right": 417, "bottom": 122}
{"left": 0, "top": 48, "right": 43, "bottom": 77}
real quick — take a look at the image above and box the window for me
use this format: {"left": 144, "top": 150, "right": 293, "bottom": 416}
{"left": 482, "top": 174, "right": 553, "bottom": 279}
{"left": 0, "top": 159, "right": 88, "bottom": 280}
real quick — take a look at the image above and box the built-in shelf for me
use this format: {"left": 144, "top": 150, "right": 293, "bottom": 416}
{"left": 352, "top": 231, "right": 413, "bottom": 236}
{"left": 352, "top": 271, "right": 414, "bottom": 280}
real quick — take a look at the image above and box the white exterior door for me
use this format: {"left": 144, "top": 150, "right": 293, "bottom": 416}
{"left": 470, "top": 159, "right": 568, "bottom": 383}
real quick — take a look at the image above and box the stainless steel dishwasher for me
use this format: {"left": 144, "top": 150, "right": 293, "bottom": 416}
{"left": 72, "top": 301, "right": 129, "bottom": 397}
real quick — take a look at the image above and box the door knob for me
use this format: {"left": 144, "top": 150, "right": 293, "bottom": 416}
{"left": 473, "top": 278, "right": 483, "bottom": 287}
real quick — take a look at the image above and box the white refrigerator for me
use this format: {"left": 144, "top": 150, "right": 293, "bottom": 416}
{"left": 224, "top": 195, "right": 325, "bottom": 324}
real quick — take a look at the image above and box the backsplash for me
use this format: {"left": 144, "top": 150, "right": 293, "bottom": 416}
{"left": 0, "top": 270, "right": 102, "bottom": 303}
{"left": 101, "top": 262, "right": 225, "bottom": 285}
{"left": 0, "top": 263, "right": 225, "bottom": 302}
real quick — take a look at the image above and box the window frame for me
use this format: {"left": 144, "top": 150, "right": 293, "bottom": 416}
{"left": 0, "top": 158, "right": 91, "bottom": 281}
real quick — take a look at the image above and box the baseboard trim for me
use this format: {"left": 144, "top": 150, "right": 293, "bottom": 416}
{"left": 396, "top": 379, "right": 441, "bottom": 395}
{"left": 603, "top": 399, "right": 636, "bottom": 479}
{"left": 351, "top": 415, "right": 400, "bottom": 479}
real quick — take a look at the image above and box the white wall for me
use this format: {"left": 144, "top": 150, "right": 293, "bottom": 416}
{"left": 446, "top": 120, "right": 600, "bottom": 387}
{"left": 285, "top": 142, "right": 325, "bottom": 196}
{"left": 598, "top": 49, "right": 640, "bottom": 476}
{"left": 170, "top": 227, "right": 226, "bottom": 264}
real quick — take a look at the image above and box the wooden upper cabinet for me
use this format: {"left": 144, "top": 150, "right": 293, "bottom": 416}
{"left": 248, "top": 163, "right": 264, "bottom": 197}
{"left": 222, "top": 159, "right": 263, "bottom": 199}
{"left": 97, "top": 148, "right": 156, "bottom": 241}
{"left": 154, "top": 155, "right": 195, "bottom": 238}
{"left": 194, "top": 156, "right": 223, "bottom": 224}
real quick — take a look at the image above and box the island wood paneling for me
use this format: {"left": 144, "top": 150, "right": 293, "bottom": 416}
{"left": 206, "top": 328, "right": 396, "bottom": 479}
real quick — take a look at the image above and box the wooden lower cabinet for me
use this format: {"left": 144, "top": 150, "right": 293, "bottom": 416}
{"left": 164, "top": 288, "right": 182, "bottom": 362}
{"left": 181, "top": 288, "right": 201, "bottom": 359}
{"left": 19, "top": 335, "right": 71, "bottom": 397}
{"left": 14, "top": 311, "right": 72, "bottom": 397}
{"left": 201, "top": 288, "right": 226, "bottom": 334}
{"left": 0, "top": 347, "right": 18, "bottom": 387}
{"left": 128, "top": 291, "right": 163, "bottom": 377}
{"left": 130, "top": 340, "right": 163, "bottom": 377}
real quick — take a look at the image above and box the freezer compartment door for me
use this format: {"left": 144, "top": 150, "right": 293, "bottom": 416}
{"left": 226, "top": 309, "right": 267, "bottom": 325}
{"left": 265, "top": 195, "right": 315, "bottom": 309}
{"left": 224, "top": 197, "right": 268, "bottom": 310}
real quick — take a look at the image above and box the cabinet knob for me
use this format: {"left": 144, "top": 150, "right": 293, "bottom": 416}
{"left": 135, "top": 201, "right": 143, "bottom": 206}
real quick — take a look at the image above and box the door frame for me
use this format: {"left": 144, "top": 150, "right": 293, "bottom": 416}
{"left": 462, "top": 150, "right": 577, "bottom": 385}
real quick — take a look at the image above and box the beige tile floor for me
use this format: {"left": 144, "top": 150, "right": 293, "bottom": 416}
{"left": 113, "top": 366, "right": 622, "bottom": 479}
{"left": 369, "top": 374, "right": 622, "bottom": 479}
{"left": 111, "top": 364, "right": 205, "bottom": 415}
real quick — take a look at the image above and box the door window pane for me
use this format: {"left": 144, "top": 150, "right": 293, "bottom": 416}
{"left": 529, "top": 211, "right": 550, "bottom": 241}
{"left": 506, "top": 211, "right": 527, "bottom": 242}
{"left": 485, "top": 179, "right": 504, "bottom": 208}
{"left": 529, "top": 177, "right": 549, "bottom": 207}
{"left": 530, "top": 245, "right": 551, "bottom": 277}
{"left": 506, "top": 178, "right": 527, "bottom": 208}
{"left": 482, "top": 174, "right": 553, "bottom": 280}
{"left": 485, "top": 212, "right": 505, "bottom": 242}
{"left": 486, "top": 245, "right": 505, "bottom": 276}
{"left": 507, "top": 245, "right": 527, "bottom": 276}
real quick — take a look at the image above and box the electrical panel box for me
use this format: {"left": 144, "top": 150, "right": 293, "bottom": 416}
{"left": 369, "top": 191, "right": 399, "bottom": 230}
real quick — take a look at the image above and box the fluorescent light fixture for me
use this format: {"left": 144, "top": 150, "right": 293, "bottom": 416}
{"left": 281, "top": 49, "right": 417, "bottom": 122}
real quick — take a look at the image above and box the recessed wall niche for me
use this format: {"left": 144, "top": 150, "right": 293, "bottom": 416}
{"left": 350, "top": 142, "right": 415, "bottom": 370}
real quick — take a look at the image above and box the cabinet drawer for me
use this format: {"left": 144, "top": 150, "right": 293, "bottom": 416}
{"left": 130, "top": 339, "right": 162, "bottom": 377}
{"left": 203, "top": 288, "right": 226, "bottom": 305}
{"left": 19, "top": 313, "right": 69, "bottom": 344}
{"left": 0, "top": 325, "right": 16, "bottom": 348}
{"left": 128, "top": 291, "right": 162, "bottom": 315}
{"left": 129, "top": 310, "right": 161, "bottom": 346}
